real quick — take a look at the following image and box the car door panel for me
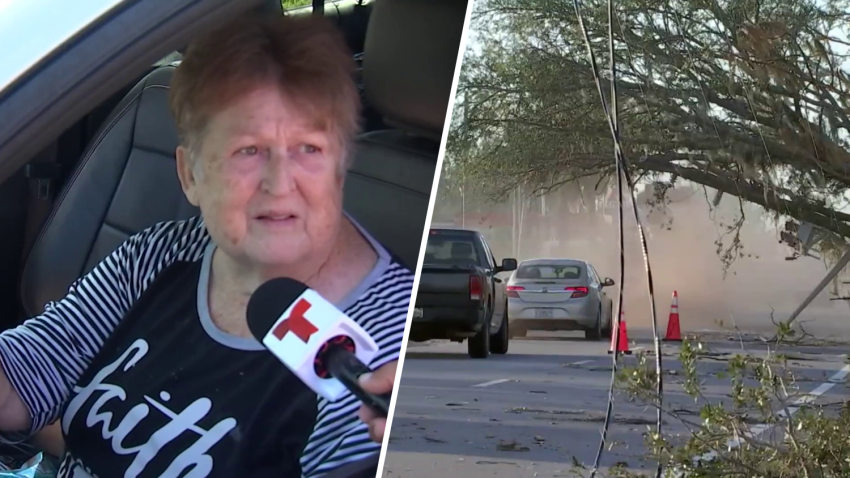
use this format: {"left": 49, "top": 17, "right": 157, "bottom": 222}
{"left": 591, "top": 265, "right": 612, "bottom": 327}
{"left": 587, "top": 265, "right": 603, "bottom": 318}
{"left": 481, "top": 238, "right": 504, "bottom": 329}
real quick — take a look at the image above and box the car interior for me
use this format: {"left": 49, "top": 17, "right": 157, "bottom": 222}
{"left": 423, "top": 238, "right": 481, "bottom": 265}
{"left": 450, "top": 243, "right": 477, "bottom": 261}
{"left": 0, "top": 0, "right": 466, "bottom": 466}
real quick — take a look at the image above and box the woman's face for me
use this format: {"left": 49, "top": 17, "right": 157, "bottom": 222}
{"left": 176, "top": 84, "right": 346, "bottom": 268}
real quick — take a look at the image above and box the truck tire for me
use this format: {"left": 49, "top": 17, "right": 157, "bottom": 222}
{"left": 468, "top": 307, "right": 491, "bottom": 359}
{"left": 490, "top": 302, "right": 509, "bottom": 355}
{"left": 585, "top": 307, "right": 603, "bottom": 340}
{"left": 602, "top": 308, "right": 613, "bottom": 339}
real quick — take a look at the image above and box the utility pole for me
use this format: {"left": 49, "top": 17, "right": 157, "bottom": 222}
{"left": 460, "top": 176, "right": 465, "bottom": 229}
{"left": 786, "top": 247, "right": 850, "bottom": 326}
{"left": 517, "top": 183, "right": 524, "bottom": 258}
{"left": 512, "top": 187, "right": 518, "bottom": 257}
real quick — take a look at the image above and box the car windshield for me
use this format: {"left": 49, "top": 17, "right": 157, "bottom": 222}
{"left": 516, "top": 264, "right": 582, "bottom": 280}
{"left": 424, "top": 235, "right": 479, "bottom": 265}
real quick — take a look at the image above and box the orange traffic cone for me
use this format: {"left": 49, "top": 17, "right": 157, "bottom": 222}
{"left": 664, "top": 291, "right": 682, "bottom": 342}
{"left": 608, "top": 309, "right": 632, "bottom": 355}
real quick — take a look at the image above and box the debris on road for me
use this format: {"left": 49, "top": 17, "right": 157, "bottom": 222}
{"left": 389, "top": 328, "right": 850, "bottom": 477}
{"left": 476, "top": 460, "right": 520, "bottom": 466}
{"left": 496, "top": 440, "right": 530, "bottom": 452}
{"left": 507, "top": 407, "right": 584, "bottom": 415}
{"left": 506, "top": 405, "right": 666, "bottom": 425}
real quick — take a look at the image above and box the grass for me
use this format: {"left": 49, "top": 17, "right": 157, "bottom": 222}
{"left": 281, "top": 0, "right": 371, "bottom": 11}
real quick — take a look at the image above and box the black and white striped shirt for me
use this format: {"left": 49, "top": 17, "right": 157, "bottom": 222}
{"left": 0, "top": 215, "right": 410, "bottom": 477}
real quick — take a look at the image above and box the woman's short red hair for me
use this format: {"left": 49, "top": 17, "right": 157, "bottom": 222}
{"left": 169, "top": 13, "right": 361, "bottom": 163}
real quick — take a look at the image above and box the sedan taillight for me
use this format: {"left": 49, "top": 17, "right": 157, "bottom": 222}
{"left": 506, "top": 285, "right": 524, "bottom": 298}
{"left": 566, "top": 286, "right": 589, "bottom": 298}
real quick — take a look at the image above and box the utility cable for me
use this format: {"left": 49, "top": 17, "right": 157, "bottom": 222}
{"left": 569, "top": 0, "right": 665, "bottom": 476}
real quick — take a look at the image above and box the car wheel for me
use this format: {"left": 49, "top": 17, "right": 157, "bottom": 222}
{"left": 585, "top": 307, "right": 603, "bottom": 340}
{"left": 468, "top": 305, "right": 491, "bottom": 359}
{"left": 490, "top": 301, "right": 509, "bottom": 355}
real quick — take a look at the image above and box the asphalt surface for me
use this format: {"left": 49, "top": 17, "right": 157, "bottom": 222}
{"left": 381, "top": 329, "right": 850, "bottom": 478}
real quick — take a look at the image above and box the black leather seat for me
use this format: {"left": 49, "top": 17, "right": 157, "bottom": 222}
{"left": 21, "top": 65, "right": 197, "bottom": 316}
{"left": 20, "top": 0, "right": 467, "bottom": 316}
{"left": 347, "top": 0, "right": 467, "bottom": 267}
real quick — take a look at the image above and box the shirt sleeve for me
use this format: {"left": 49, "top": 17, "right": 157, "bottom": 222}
{"left": 300, "top": 263, "right": 412, "bottom": 478}
{"left": 0, "top": 218, "right": 208, "bottom": 442}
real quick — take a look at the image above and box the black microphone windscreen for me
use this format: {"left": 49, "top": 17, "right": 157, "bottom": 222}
{"left": 246, "top": 277, "right": 310, "bottom": 342}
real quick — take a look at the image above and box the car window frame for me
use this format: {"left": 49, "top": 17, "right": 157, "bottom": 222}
{"left": 424, "top": 231, "right": 486, "bottom": 266}
{"left": 588, "top": 264, "right": 602, "bottom": 286}
{"left": 0, "top": 0, "right": 272, "bottom": 185}
{"left": 480, "top": 235, "right": 497, "bottom": 270}
{"left": 516, "top": 262, "right": 583, "bottom": 280}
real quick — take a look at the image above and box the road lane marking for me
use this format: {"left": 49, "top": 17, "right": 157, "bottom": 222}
{"left": 744, "top": 364, "right": 850, "bottom": 438}
{"left": 670, "top": 364, "right": 850, "bottom": 476}
{"left": 733, "top": 364, "right": 848, "bottom": 443}
{"left": 472, "top": 378, "right": 511, "bottom": 388}
{"left": 565, "top": 360, "right": 593, "bottom": 366}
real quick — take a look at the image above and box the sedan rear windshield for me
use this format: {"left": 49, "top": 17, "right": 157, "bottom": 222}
{"left": 516, "top": 264, "right": 583, "bottom": 279}
{"left": 424, "top": 236, "right": 480, "bottom": 265}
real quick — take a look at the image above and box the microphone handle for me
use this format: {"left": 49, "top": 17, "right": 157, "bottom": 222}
{"left": 324, "top": 345, "right": 393, "bottom": 417}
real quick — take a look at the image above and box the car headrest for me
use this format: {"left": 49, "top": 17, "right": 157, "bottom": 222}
{"left": 362, "top": 0, "right": 468, "bottom": 141}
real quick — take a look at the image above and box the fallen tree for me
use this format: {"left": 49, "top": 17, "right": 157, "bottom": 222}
{"left": 449, "top": 0, "right": 850, "bottom": 278}
{"left": 603, "top": 329, "right": 850, "bottom": 478}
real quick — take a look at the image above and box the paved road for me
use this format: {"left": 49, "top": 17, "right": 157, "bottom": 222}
{"left": 382, "top": 329, "right": 850, "bottom": 477}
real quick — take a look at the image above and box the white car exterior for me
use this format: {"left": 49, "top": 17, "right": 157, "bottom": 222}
{"left": 506, "top": 258, "right": 614, "bottom": 340}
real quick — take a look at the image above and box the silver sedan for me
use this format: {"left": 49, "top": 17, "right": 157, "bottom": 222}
{"left": 506, "top": 258, "right": 615, "bottom": 340}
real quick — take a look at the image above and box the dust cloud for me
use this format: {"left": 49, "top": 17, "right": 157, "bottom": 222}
{"left": 475, "top": 183, "right": 850, "bottom": 339}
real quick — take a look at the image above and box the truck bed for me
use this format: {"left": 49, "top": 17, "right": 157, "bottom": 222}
{"left": 416, "top": 264, "right": 480, "bottom": 308}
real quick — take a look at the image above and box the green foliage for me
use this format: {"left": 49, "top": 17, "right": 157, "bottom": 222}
{"left": 602, "top": 330, "right": 850, "bottom": 477}
{"left": 450, "top": 0, "right": 850, "bottom": 240}
{"left": 282, "top": 0, "right": 313, "bottom": 9}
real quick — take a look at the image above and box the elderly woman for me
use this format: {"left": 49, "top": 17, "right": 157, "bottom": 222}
{"left": 0, "top": 12, "right": 409, "bottom": 478}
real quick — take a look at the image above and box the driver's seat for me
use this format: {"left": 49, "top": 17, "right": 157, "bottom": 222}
{"left": 19, "top": 0, "right": 466, "bottom": 316}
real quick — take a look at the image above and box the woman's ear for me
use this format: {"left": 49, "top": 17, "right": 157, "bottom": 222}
{"left": 176, "top": 146, "right": 200, "bottom": 206}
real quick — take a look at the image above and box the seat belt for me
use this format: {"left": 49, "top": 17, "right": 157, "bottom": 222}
{"left": 19, "top": 143, "right": 62, "bottom": 267}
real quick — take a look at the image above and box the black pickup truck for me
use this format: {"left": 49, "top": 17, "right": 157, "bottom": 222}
{"left": 411, "top": 228, "right": 517, "bottom": 358}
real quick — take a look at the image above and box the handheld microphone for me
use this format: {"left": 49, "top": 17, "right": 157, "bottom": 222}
{"left": 246, "top": 277, "right": 393, "bottom": 417}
